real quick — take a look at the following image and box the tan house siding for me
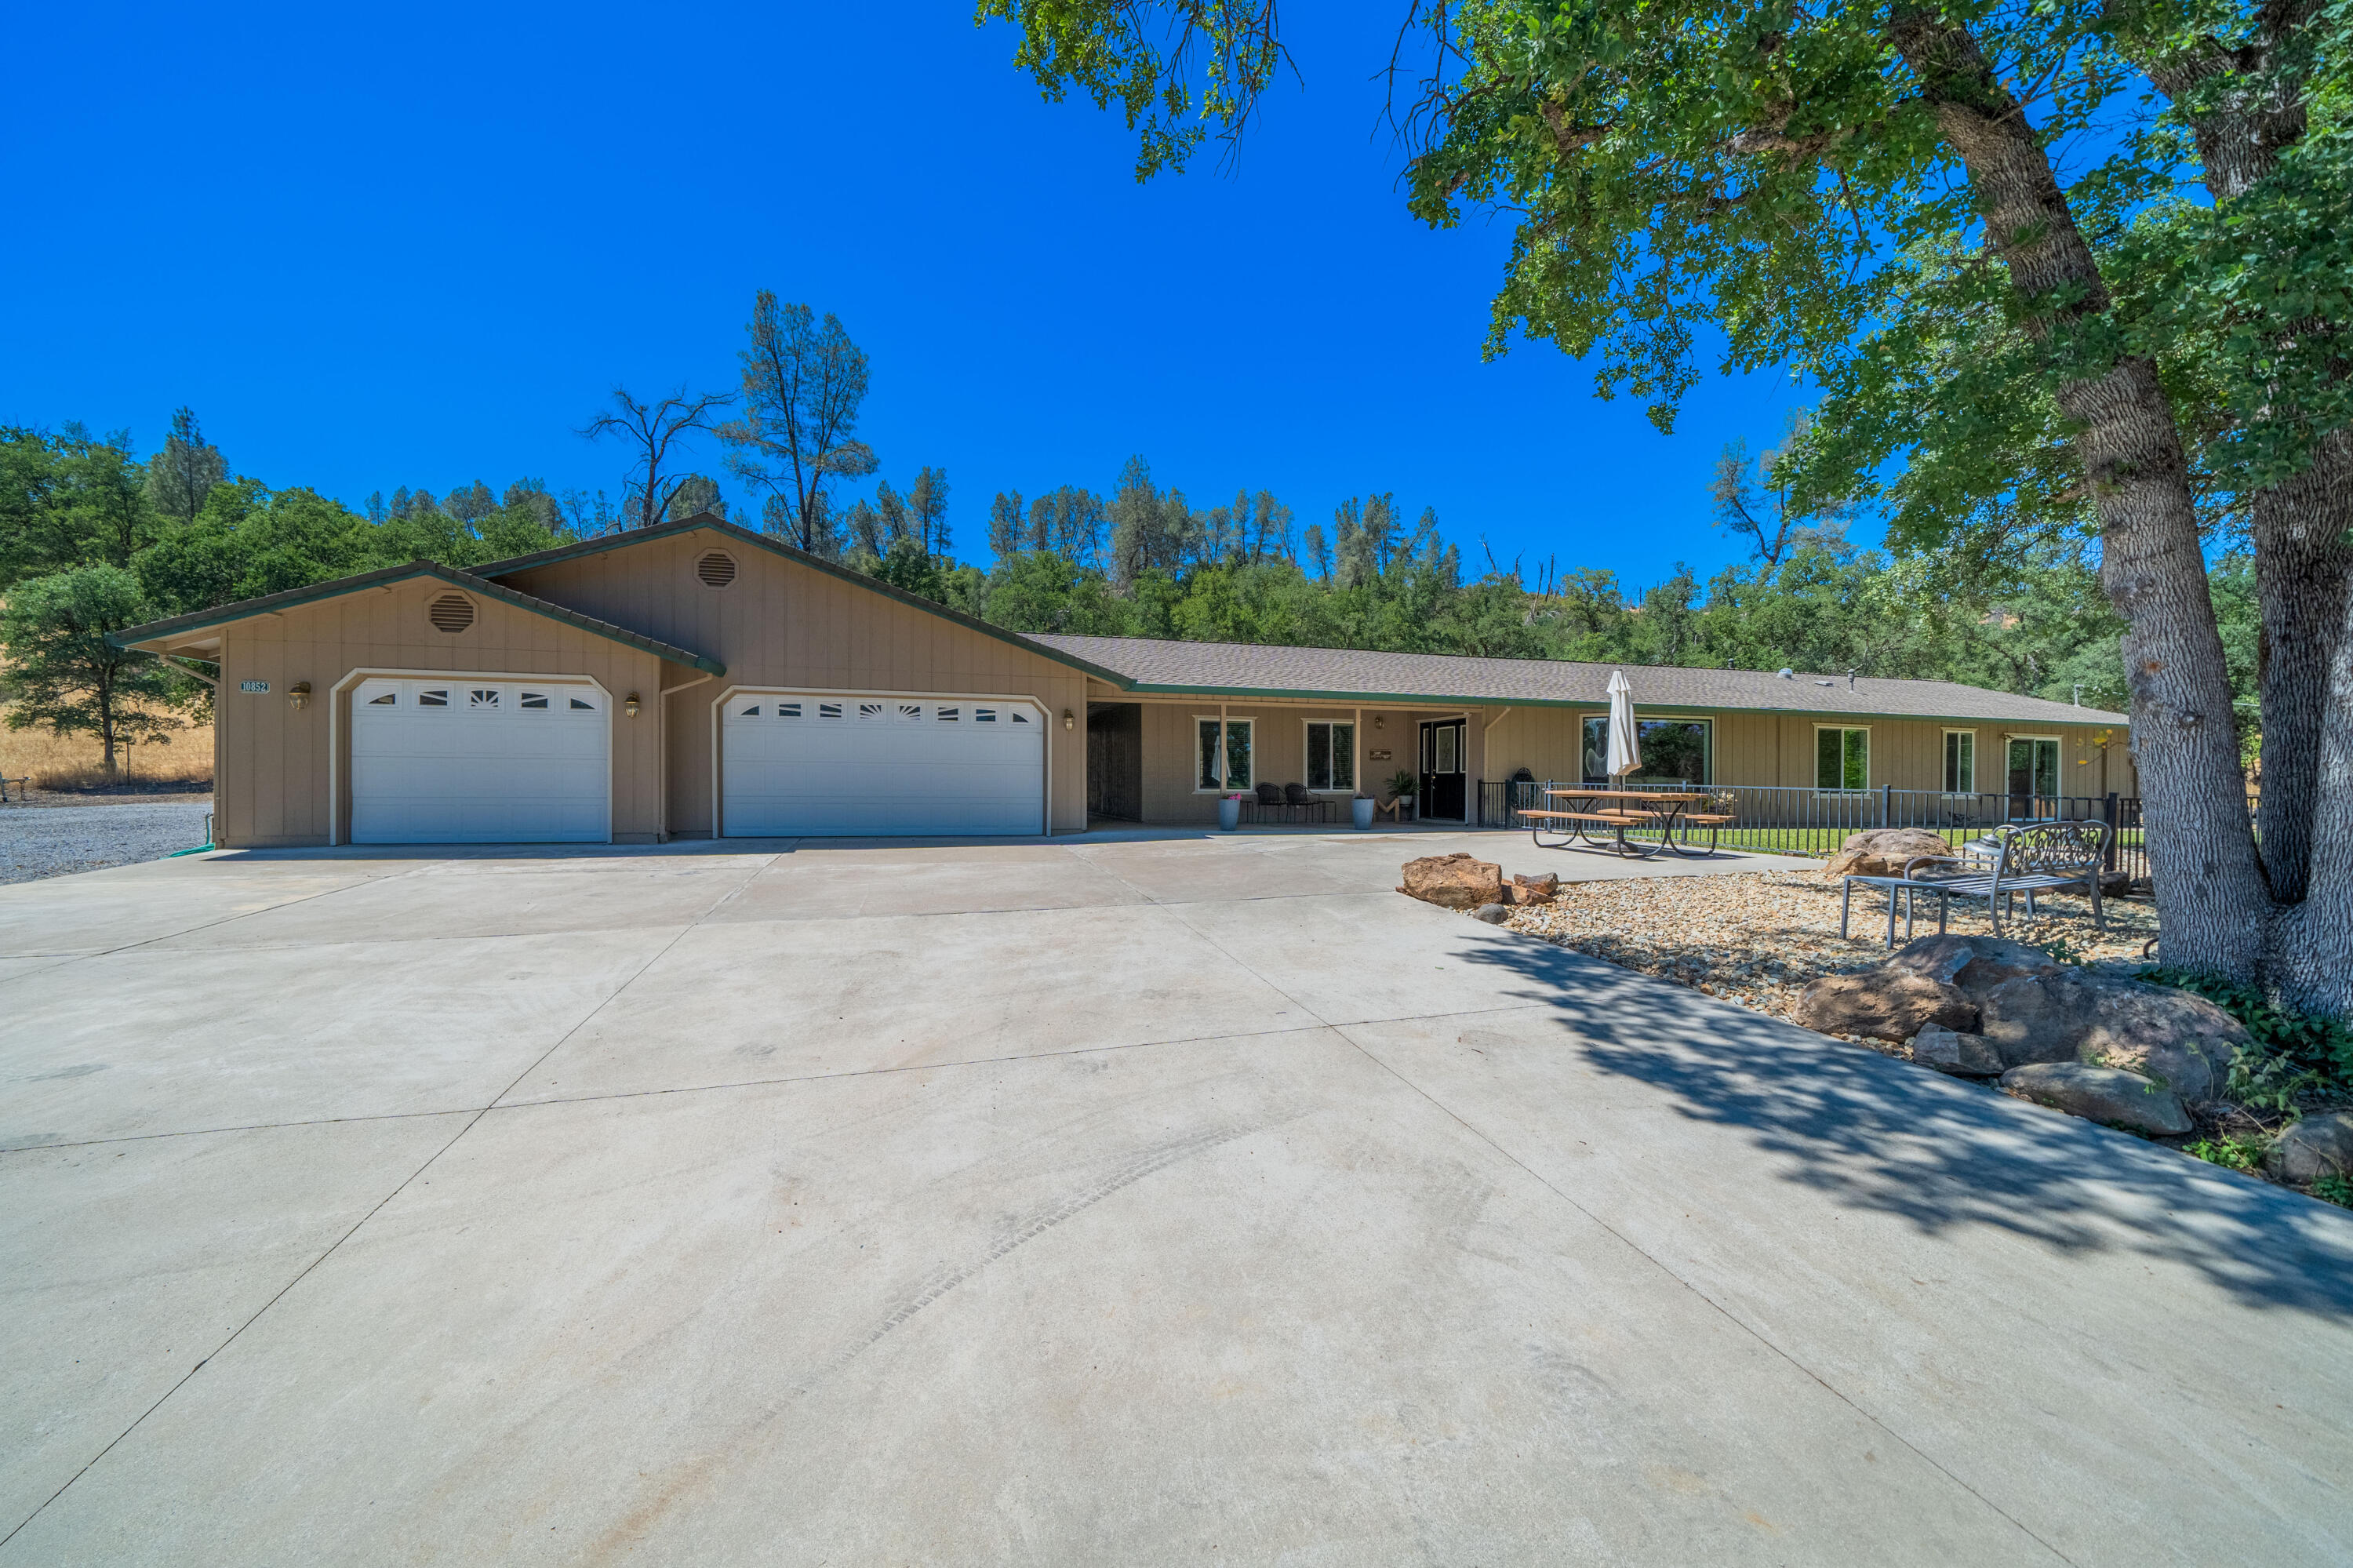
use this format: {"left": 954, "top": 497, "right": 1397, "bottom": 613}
{"left": 207, "top": 577, "right": 665, "bottom": 848}
{"left": 501, "top": 527, "right": 1091, "bottom": 835}
{"left": 1478, "top": 706, "right": 2136, "bottom": 797}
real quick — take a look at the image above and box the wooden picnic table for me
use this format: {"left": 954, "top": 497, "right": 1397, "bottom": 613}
{"left": 1521, "top": 787, "right": 1723, "bottom": 860}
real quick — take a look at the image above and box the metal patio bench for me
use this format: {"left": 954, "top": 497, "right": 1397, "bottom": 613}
{"left": 1840, "top": 820, "right": 2109, "bottom": 947}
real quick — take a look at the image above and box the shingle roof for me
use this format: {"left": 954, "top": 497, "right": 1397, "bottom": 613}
{"left": 1022, "top": 634, "right": 2128, "bottom": 726}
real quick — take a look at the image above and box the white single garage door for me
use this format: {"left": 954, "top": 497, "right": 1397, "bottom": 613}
{"left": 722, "top": 693, "right": 1046, "bottom": 837}
{"left": 350, "top": 677, "right": 609, "bottom": 844}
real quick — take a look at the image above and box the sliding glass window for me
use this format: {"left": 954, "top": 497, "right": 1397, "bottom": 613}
{"left": 1816, "top": 726, "right": 1869, "bottom": 791}
{"left": 1304, "top": 721, "right": 1355, "bottom": 791}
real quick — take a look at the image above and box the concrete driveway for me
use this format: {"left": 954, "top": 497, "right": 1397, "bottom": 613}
{"left": 3, "top": 830, "right": 2349, "bottom": 1565}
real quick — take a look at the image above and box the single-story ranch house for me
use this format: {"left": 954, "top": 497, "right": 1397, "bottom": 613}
{"left": 114, "top": 514, "right": 2135, "bottom": 847}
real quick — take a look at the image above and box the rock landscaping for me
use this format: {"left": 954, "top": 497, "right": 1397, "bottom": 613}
{"left": 1398, "top": 853, "right": 1503, "bottom": 911}
{"left": 1421, "top": 859, "right": 2353, "bottom": 1208}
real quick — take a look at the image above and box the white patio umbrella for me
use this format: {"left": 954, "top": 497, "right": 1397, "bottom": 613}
{"left": 1605, "top": 669, "right": 1641, "bottom": 780}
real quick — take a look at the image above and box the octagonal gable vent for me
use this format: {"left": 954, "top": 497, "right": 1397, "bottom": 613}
{"left": 696, "top": 550, "right": 738, "bottom": 588}
{"left": 427, "top": 593, "right": 476, "bottom": 634}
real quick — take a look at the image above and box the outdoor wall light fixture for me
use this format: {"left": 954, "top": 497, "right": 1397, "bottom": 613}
{"left": 624, "top": 693, "right": 641, "bottom": 717}
{"left": 1064, "top": 709, "right": 1075, "bottom": 731}
{"left": 287, "top": 681, "right": 311, "bottom": 712}
{"left": 1374, "top": 715, "right": 1385, "bottom": 730}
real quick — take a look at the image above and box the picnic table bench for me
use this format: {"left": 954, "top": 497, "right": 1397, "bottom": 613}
{"left": 1526, "top": 789, "right": 1728, "bottom": 860}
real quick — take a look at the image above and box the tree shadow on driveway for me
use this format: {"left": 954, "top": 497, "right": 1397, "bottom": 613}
{"left": 1446, "top": 927, "right": 2353, "bottom": 1321}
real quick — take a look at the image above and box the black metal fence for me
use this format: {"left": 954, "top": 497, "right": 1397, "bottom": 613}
{"left": 1478, "top": 780, "right": 2149, "bottom": 885}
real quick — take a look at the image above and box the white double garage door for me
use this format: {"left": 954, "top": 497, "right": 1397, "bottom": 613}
{"left": 722, "top": 693, "right": 1046, "bottom": 838}
{"left": 348, "top": 677, "right": 1045, "bottom": 842}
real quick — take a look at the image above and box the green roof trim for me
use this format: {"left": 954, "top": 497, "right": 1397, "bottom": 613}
{"left": 108, "top": 561, "right": 727, "bottom": 676}
{"left": 472, "top": 514, "right": 1139, "bottom": 690}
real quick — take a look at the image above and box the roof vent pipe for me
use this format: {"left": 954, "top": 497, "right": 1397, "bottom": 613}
{"left": 1777, "top": 668, "right": 1794, "bottom": 679}
{"left": 1846, "top": 667, "right": 1860, "bottom": 691}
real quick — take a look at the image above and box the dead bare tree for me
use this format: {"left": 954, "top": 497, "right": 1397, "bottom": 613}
{"left": 580, "top": 386, "right": 733, "bottom": 531}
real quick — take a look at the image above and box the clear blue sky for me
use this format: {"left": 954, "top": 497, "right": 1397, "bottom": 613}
{"left": 2, "top": 1, "right": 1813, "bottom": 588}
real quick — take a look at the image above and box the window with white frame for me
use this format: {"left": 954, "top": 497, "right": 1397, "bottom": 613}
{"left": 1304, "top": 720, "right": 1355, "bottom": 792}
{"left": 2006, "top": 736, "right": 2061, "bottom": 798}
{"left": 1816, "top": 726, "right": 1869, "bottom": 791}
{"left": 1943, "top": 729, "right": 1977, "bottom": 794}
{"left": 1580, "top": 715, "right": 1711, "bottom": 784}
{"left": 1195, "top": 717, "right": 1253, "bottom": 791}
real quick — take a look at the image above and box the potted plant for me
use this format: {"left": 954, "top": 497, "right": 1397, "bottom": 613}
{"left": 1351, "top": 791, "right": 1377, "bottom": 830}
{"left": 1217, "top": 791, "right": 1243, "bottom": 831}
{"left": 1385, "top": 769, "right": 1419, "bottom": 821}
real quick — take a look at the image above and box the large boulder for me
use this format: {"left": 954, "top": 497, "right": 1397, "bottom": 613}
{"left": 1823, "top": 828, "right": 1959, "bottom": 879}
{"left": 2266, "top": 1113, "right": 2353, "bottom": 1188}
{"left": 1911, "top": 1023, "right": 2005, "bottom": 1076}
{"left": 1886, "top": 935, "right": 2065, "bottom": 1005}
{"left": 1399, "top": 853, "right": 1503, "bottom": 911}
{"left": 1978, "top": 971, "right": 2247, "bottom": 1102}
{"left": 2001, "top": 1062, "right": 2195, "bottom": 1137}
{"left": 1795, "top": 970, "right": 1979, "bottom": 1042}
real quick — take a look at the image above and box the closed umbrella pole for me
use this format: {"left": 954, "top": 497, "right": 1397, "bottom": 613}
{"left": 1606, "top": 670, "right": 1640, "bottom": 780}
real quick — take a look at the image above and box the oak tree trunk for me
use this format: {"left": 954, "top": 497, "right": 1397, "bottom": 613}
{"left": 2249, "top": 435, "right": 2353, "bottom": 904}
{"left": 2131, "top": 5, "right": 2353, "bottom": 1006}
{"left": 1893, "top": 10, "right": 2275, "bottom": 983}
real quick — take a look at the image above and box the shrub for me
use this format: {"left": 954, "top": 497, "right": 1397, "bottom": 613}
{"left": 2184, "top": 1135, "right": 2268, "bottom": 1174}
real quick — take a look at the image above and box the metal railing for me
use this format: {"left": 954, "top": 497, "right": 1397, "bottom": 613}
{"left": 1478, "top": 780, "right": 2148, "bottom": 886}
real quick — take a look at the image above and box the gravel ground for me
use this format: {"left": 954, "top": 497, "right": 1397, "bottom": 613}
{"left": 1500, "top": 868, "right": 2162, "bottom": 1046}
{"left": 0, "top": 796, "right": 215, "bottom": 885}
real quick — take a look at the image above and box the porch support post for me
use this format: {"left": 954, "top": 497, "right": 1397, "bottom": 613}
{"left": 1354, "top": 707, "right": 1362, "bottom": 795}
{"left": 1217, "top": 701, "right": 1227, "bottom": 787}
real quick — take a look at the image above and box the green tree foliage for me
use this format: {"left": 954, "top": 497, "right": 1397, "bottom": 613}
{"left": 0, "top": 425, "right": 158, "bottom": 582}
{"left": 717, "top": 293, "right": 879, "bottom": 551}
{"left": 146, "top": 408, "right": 226, "bottom": 528}
{"left": 1, "top": 565, "right": 183, "bottom": 770}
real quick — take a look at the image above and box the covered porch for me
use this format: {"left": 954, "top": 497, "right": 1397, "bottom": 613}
{"left": 1084, "top": 694, "right": 1507, "bottom": 828}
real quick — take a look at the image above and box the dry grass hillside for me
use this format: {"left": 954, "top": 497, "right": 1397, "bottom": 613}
{"left": 0, "top": 708, "right": 213, "bottom": 792}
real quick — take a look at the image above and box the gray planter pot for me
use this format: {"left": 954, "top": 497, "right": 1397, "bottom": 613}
{"left": 1217, "top": 796, "right": 1241, "bottom": 831}
{"left": 1351, "top": 796, "right": 1375, "bottom": 830}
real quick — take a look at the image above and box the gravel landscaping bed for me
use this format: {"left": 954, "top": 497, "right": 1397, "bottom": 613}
{"left": 0, "top": 795, "right": 214, "bottom": 884}
{"left": 1500, "top": 868, "right": 2160, "bottom": 1042}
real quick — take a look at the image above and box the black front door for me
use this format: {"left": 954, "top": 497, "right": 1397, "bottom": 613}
{"left": 1420, "top": 719, "right": 1467, "bottom": 820}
